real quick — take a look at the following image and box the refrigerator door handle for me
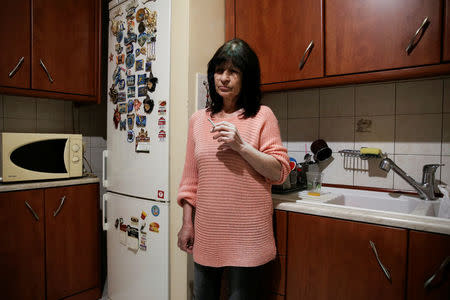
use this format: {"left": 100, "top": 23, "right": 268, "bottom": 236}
{"left": 102, "top": 150, "right": 108, "bottom": 188}
{"left": 102, "top": 194, "right": 109, "bottom": 231}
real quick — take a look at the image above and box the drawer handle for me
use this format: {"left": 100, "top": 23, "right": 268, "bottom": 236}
{"left": 25, "top": 201, "right": 39, "bottom": 221}
{"left": 8, "top": 57, "right": 25, "bottom": 78}
{"left": 424, "top": 256, "right": 450, "bottom": 290}
{"left": 405, "top": 17, "right": 430, "bottom": 55}
{"left": 53, "top": 196, "right": 66, "bottom": 217}
{"left": 298, "top": 40, "right": 314, "bottom": 70}
{"left": 369, "top": 240, "right": 391, "bottom": 282}
{"left": 39, "top": 59, "right": 54, "bottom": 83}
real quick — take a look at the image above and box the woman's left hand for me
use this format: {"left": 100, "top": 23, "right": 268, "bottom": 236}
{"left": 212, "top": 121, "right": 247, "bottom": 152}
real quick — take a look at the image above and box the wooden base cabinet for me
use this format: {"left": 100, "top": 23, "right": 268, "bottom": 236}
{"left": 0, "top": 183, "right": 101, "bottom": 300}
{"left": 286, "top": 213, "right": 408, "bottom": 300}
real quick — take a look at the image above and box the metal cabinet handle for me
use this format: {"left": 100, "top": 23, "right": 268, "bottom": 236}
{"left": 424, "top": 256, "right": 450, "bottom": 289}
{"left": 25, "top": 201, "right": 39, "bottom": 221}
{"left": 39, "top": 59, "right": 54, "bottom": 83}
{"left": 369, "top": 240, "right": 392, "bottom": 282}
{"left": 53, "top": 195, "right": 66, "bottom": 217}
{"left": 406, "top": 17, "right": 430, "bottom": 55}
{"left": 298, "top": 40, "right": 314, "bottom": 70}
{"left": 9, "top": 57, "right": 25, "bottom": 78}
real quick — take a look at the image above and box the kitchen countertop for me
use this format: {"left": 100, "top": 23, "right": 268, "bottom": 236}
{"left": 0, "top": 176, "right": 100, "bottom": 192}
{"left": 273, "top": 190, "right": 450, "bottom": 235}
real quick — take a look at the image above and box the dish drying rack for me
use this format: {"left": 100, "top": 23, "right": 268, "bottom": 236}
{"left": 338, "top": 149, "right": 386, "bottom": 160}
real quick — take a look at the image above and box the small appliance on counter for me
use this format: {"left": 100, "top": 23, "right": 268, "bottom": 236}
{"left": 272, "top": 139, "right": 332, "bottom": 194}
{"left": 0, "top": 132, "right": 83, "bottom": 182}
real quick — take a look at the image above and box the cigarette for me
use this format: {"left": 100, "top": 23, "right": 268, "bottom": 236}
{"left": 207, "top": 118, "right": 215, "bottom": 127}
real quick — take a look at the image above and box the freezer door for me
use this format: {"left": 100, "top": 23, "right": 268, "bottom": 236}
{"left": 105, "top": 192, "right": 169, "bottom": 300}
{"left": 106, "top": 0, "right": 171, "bottom": 201}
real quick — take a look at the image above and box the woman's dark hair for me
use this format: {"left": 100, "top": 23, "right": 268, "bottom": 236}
{"left": 207, "top": 38, "right": 261, "bottom": 118}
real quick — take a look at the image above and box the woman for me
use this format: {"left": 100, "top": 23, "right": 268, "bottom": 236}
{"left": 177, "top": 38, "right": 290, "bottom": 299}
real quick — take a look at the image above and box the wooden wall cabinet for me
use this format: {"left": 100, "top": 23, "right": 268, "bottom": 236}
{"left": 226, "top": 0, "right": 450, "bottom": 91}
{"left": 0, "top": 0, "right": 101, "bottom": 102}
{"left": 0, "top": 183, "right": 101, "bottom": 300}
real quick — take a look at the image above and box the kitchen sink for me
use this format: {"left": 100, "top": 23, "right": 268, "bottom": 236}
{"left": 323, "top": 187, "right": 424, "bottom": 214}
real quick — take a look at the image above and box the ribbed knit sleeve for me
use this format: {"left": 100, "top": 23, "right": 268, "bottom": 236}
{"left": 176, "top": 114, "right": 198, "bottom": 207}
{"left": 258, "top": 107, "right": 290, "bottom": 185}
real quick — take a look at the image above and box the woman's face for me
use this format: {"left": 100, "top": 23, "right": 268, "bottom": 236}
{"left": 214, "top": 62, "right": 242, "bottom": 102}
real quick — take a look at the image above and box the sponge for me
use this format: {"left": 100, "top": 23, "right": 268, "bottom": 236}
{"left": 360, "top": 147, "right": 382, "bottom": 156}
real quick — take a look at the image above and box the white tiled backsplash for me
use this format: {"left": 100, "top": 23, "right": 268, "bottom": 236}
{"left": 262, "top": 76, "right": 450, "bottom": 192}
{"left": 0, "top": 94, "right": 107, "bottom": 199}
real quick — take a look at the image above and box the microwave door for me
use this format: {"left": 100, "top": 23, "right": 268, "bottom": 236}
{"left": 10, "top": 139, "right": 69, "bottom": 174}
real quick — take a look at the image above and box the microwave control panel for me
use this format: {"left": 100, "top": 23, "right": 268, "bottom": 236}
{"left": 69, "top": 136, "right": 83, "bottom": 177}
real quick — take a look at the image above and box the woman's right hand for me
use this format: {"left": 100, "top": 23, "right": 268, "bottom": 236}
{"left": 177, "top": 224, "right": 194, "bottom": 254}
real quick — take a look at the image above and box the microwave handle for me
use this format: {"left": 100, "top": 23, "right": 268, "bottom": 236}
{"left": 102, "top": 193, "right": 109, "bottom": 231}
{"left": 102, "top": 150, "right": 108, "bottom": 188}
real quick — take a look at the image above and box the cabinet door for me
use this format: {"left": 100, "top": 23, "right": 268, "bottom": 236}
{"left": 0, "top": 190, "right": 45, "bottom": 300}
{"left": 235, "top": 0, "right": 323, "bottom": 84}
{"left": 286, "top": 213, "right": 407, "bottom": 300}
{"left": 444, "top": 0, "right": 450, "bottom": 61}
{"left": 0, "top": 0, "right": 31, "bottom": 89}
{"left": 45, "top": 184, "right": 100, "bottom": 300}
{"left": 326, "top": 0, "right": 442, "bottom": 75}
{"left": 407, "top": 231, "right": 450, "bottom": 300}
{"left": 32, "top": 0, "right": 98, "bottom": 95}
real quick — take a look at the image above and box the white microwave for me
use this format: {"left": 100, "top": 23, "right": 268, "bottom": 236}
{"left": 0, "top": 132, "right": 83, "bottom": 182}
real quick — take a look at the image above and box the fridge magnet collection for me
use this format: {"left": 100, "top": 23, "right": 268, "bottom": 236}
{"left": 109, "top": 0, "right": 166, "bottom": 152}
{"left": 114, "top": 207, "right": 160, "bottom": 252}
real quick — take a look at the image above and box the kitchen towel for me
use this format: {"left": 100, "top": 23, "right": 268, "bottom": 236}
{"left": 437, "top": 185, "right": 450, "bottom": 219}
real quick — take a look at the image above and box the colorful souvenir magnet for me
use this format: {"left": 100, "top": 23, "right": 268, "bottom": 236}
{"left": 113, "top": 106, "right": 121, "bottom": 129}
{"left": 141, "top": 211, "right": 147, "bottom": 220}
{"left": 158, "top": 100, "right": 167, "bottom": 115}
{"left": 126, "top": 1, "right": 138, "bottom": 18}
{"left": 118, "top": 92, "right": 126, "bottom": 102}
{"left": 116, "top": 54, "right": 125, "bottom": 65}
{"left": 110, "top": 19, "right": 122, "bottom": 36}
{"left": 138, "top": 32, "right": 147, "bottom": 47}
{"left": 135, "top": 48, "right": 141, "bottom": 57}
{"left": 133, "top": 99, "right": 142, "bottom": 111}
{"left": 119, "top": 119, "right": 126, "bottom": 131}
{"left": 138, "top": 86, "right": 147, "bottom": 97}
{"left": 143, "top": 96, "right": 154, "bottom": 114}
{"left": 127, "top": 130, "right": 135, "bottom": 142}
{"left": 115, "top": 44, "right": 123, "bottom": 54}
{"left": 158, "top": 117, "right": 166, "bottom": 128}
{"left": 127, "top": 114, "right": 135, "bottom": 129}
{"left": 135, "top": 129, "right": 150, "bottom": 153}
{"left": 126, "top": 43, "right": 134, "bottom": 54}
{"left": 147, "top": 72, "right": 158, "bottom": 92}
{"left": 109, "top": 85, "right": 118, "bottom": 104}
{"left": 149, "top": 222, "right": 160, "bottom": 233}
{"left": 137, "top": 74, "right": 147, "bottom": 86}
{"left": 131, "top": 216, "right": 139, "bottom": 224}
{"left": 140, "top": 47, "right": 147, "bottom": 56}
{"left": 135, "top": 59, "right": 144, "bottom": 71}
{"left": 118, "top": 103, "right": 127, "bottom": 114}
{"left": 126, "top": 75, "right": 135, "bottom": 86}
{"left": 109, "top": 53, "right": 114, "bottom": 62}
{"left": 151, "top": 205, "right": 160, "bottom": 216}
{"left": 127, "top": 86, "right": 136, "bottom": 98}
{"left": 136, "top": 114, "right": 146, "bottom": 127}
{"left": 136, "top": 8, "right": 147, "bottom": 22}
{"left": 139, "top": 232, "right": 147, "bottom": 251}
{"left": 127, "top": 19, "right": 135, "bottom": 33}
{"left": 125, "top": 54, "right": 135, "bottom": 69}
{"left": 127, "top": 99, "right": 134, "bottom": 113}
{"left": 116, "top": 30, "right": 123, "bottom": 43}
{"left": 145, "top": 61, "right": 152, "bottom": 72}
{"left": 118, "top": 79, "right": 125, "bottom": 90}
{"left": 124, "top": 33, "right": 137, "bottom": 45}
{"left": 158, "top": 130, "right": 166, "bottom": 141}
{"left": 138, "top": 21, "right": 146, "bottom": 34}
{"left": 157, "top": 190, "right": 164, "bottom": 199}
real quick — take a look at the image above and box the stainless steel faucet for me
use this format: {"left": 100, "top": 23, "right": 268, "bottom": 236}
{"left": 379, "top": 158, "right": 443, "bottom": 200}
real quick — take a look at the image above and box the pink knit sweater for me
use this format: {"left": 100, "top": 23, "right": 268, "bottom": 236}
{"left": 177, "top": 106, "right": 290, "bottom": 267}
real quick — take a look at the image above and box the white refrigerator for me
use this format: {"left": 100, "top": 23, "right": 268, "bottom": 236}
{"left": 102, "top": 0, "right": 170, "bottom": 299}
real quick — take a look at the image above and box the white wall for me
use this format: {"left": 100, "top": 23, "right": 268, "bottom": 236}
{"left": 262, "top": 76, "right": 450, "bottom": 191}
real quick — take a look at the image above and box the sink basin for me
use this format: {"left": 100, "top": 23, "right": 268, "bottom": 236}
{"left": 323, "top": 188, "right": 422, "bottom": 214}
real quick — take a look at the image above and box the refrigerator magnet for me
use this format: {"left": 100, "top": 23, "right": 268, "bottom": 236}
{"left": 139, "top": 232, "right": 147, "bottom": 251}
{"left": 141, "top": 211, "right": 147, "bottom": 220}
{"left": 124, "top": 33, "right": 137, "bottom": 45}
{"left": 116, "top": 54, "right": 125, "bottom": 65}
{"left": 143, "top": 96, "right": 154, "bottom": 114}
{"left": 115, "top": 44, "right": 123, "bottom": 54}
{"left": 118, "top": 103, "right": 127, "bottom": 114}
{"left": 120, "top": 120, "right": 126, "bottom": 131}
{"left": 126, "top": 53, "right": 135, "bottom": 69}
{"left": 127, "top": 19, "right": 135, "bottom": 33}
{"left": 135, "top": 59, "right": 144, "bottom": 71}
{"left": 135, "top": 48, "right": 141, "bottom": 57}
{"left": 133, "top": 99, "right": 142, "bottom": 111}
{"left": 127, "top": 114, "right": 135, "bottom": 129}
{"left": 126, "top": 2, "right": 138, "bottom": 19}
{"left": 127, "top": 86, "right": 136, "bottom": 98}
{"left": 135, "top": 129, "right": 150, "bottom": 153}
{"left": 137, "top": 74, "right": 147, "bottom": 86}
{"left": 158, "top": 130, "right": 166, "bottom": 142}
{"left": 127, "top": 130, "right": 135, "bottom": 143}
{"left": 131, "top": 216, "right": 139, "bottom": 226}
{"left": 118, "top": 79, "right": 125, "bottom": 90}
{"left": 109, "top": 85, "right": 118, "bottom": 104}
{"left": 136, "top": 115, "right": 146, "bottom": 127}
{"left": 109, "top": 53, "right": 113, "bottom": 62}
{"left": 118, "top": 92, "right": 126, "bottom": 102}
{"left": 127, "top": 226, "right": 139, "bottom": 250}
{"left": 126, "top": 75, "right": 135, "bottom": 86}
{"left": 116, "top": 30, "right": 123, "bottom": 43}
{"left": 158, "top": 117, "right": 166, "bottom": 129}
{"left": 127, "top": 100, "right": 134, "bottom": 113}
{"left": 113, "top": 106, "right": 121, "bottom": 129}
{"left": 126, "top": 43, "right": 134, "bottom": 54}
{"left": 120, "top": 223, "right": 127, "bottom": 246}
{"left": 140, "top": 47, "right": 147, "bottom": 56}
{"left": 138, "top": 86, "right": 147, "bottom": 97}
{"left": 138, "top": 21, "right": 145, "bottom": 34}
{"left": 147, "top": 71, "right": 158, "bottom": 92}
{"left": 138, "top": 32, "right": 147, "bottom": 47}
{"left": 157, "top": 190, "right": 164, "bottom": 200}
{"left": 158, "top": 101, "right": 166, "bottom": 115}
{"left": 149, "top": 222, "right": 159, "bottom": 233}
{"left": 151, "top": 205, "right": 160, "bottom": 217}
